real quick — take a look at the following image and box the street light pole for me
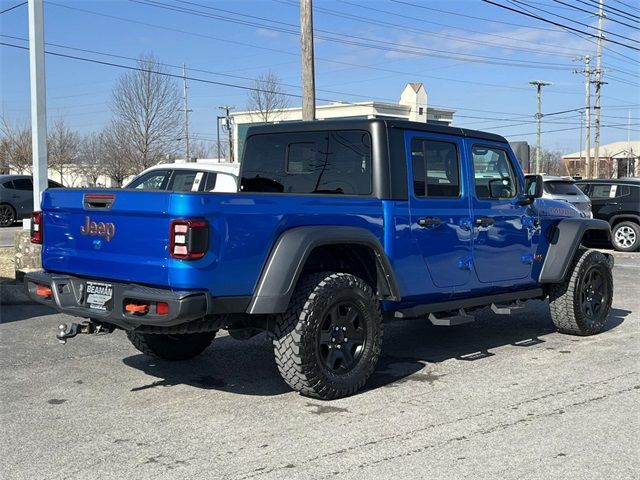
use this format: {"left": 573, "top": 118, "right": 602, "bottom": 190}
{"left": 28, "top": 0, "right": 48, "bottom": 211}
{"left": 529, "top": 80, "right": 551, "bottom": 174}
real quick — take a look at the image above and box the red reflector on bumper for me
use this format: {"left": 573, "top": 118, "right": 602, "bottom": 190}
{"left": 156, "top": 302, "right": 169, "bottom": 315}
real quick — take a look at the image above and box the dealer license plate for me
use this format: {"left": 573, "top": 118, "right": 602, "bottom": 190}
{"left": 85, "top": 281, "right": 113, "bottom": 311}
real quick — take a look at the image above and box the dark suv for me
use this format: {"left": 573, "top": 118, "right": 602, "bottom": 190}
{"left": 576, "top": 178, "right": 640, "bottom": 252}
{"left": 0, "top": 175, "right": 63, "bottom": 227}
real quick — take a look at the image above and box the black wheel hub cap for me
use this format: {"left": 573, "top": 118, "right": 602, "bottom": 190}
{"left": 318, "top": 300, "right": 366, "bottom": 373}
{"left": 581, "top": 266, "right": 608, "bottom": 321}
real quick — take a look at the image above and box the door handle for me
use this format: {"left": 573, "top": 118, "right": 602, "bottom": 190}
{"left": 418, "top": 217, "right": 442, "bottom": 227}
{"left": 605, "top": 201, "right": 618, "bottom": 205}
{"left": 475, "top": 217, "right": 495, "bottom": 227}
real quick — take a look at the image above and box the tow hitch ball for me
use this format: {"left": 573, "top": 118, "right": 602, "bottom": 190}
{"left": 56, "top": 322, "right": 114, "bottom": 344}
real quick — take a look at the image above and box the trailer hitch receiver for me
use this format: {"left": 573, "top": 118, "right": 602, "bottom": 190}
{"left": 56, "top": 321, "right": 115, "bottom": 344}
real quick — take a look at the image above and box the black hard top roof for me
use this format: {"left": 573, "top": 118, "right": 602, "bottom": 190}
{"left": 245, "top": 118, "right": 508, "bottom": 143}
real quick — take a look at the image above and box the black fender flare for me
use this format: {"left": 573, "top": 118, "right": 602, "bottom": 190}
{"left": 539, "top": 218, "right": 611, "bottom": 283}
{"left": 247, "top": 226, "right": 400, "bottom": 314}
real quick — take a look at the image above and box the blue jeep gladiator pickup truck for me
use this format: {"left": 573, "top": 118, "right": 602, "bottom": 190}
{"left": 26, "top": 119, "right": 614, "bottom": 399}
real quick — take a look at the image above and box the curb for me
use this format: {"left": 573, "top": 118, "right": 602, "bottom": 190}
{"left": 0, "top": 282, "right": 33, "bottom": 305}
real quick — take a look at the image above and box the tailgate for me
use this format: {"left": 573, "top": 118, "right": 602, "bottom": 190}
{"left": 41, "top": 189, "right": 174, "bottom": 287}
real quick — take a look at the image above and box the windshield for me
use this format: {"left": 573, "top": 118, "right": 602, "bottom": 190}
{"left": 544, "top": 181, "right": 582, "bottom": 196}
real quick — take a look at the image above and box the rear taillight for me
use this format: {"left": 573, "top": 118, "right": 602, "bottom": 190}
{"left": 31, "top": 211, "right": 42, "bottom": 244}
{"left": 170, "top": 219, "right": 208, "bottom": 260}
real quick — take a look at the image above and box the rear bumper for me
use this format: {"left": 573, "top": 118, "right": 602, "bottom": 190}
{"left": 24, "top": 271, "right": 250, "bottom": 330}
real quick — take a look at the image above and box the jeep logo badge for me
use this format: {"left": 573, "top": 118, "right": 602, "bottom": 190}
{"left": 80, "top": 216, "right": 116, "bottom": 242}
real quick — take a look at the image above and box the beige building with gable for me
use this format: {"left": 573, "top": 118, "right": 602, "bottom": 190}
{"left": 562, "top": 140, "right": 639, "bottom": 178}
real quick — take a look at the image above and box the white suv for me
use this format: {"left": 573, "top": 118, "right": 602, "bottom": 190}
{"left": 125, "top": 162, "right": 239, "bottom": 193}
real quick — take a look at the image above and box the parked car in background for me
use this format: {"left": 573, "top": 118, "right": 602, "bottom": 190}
{"left": 541, "top": 176, "right": 592, "bottom": 218}
{"left": 0, "top": 175, "right": 63, "bottom": 227}
{"left": 125, "top": 162, "right": 239, "bottom": 193}
{"left": 576, "top": 178, "right": 640, "bottom": 252}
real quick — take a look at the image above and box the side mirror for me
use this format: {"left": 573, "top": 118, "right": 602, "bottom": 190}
{"left": 521, "top": 174, "right": 543, "bottom": 204}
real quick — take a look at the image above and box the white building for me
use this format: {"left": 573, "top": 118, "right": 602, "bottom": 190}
{"left": 562, "top": 140, "right": 639, "bottom": 178}
{"left": 230, "top": 83, "right": 455, "bottom": 163}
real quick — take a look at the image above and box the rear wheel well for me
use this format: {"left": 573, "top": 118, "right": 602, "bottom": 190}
{"left": 300, "top": 244, "right": 384, "bottom": 296}
{"left": 580, "top": 228, "right": 610, "bottom": 248}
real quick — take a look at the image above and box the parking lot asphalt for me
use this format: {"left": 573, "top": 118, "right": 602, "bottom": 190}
{"left": 1, "top": 257, "right": 638, "bottom": 480}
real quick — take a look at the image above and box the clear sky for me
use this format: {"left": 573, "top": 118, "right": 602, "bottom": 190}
{"left": 1, "top": 0, "right": 639, "bottom": 155}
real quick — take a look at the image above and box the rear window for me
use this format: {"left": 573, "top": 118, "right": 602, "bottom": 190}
{"left": 543, "top": 181, "right": 582, "bottom": 195}
{"left": 11, "top": 178, "right": 33, "bottom": 191}
{"left": 241, "top": 130, "right": 372, "bottom": 195}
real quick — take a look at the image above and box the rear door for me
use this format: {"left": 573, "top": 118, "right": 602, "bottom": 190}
{"left": 9, "top": 178, "right": 33, "bottom": 218}
{"left": 468, "top": 141, "right": 535, "bottom": 284}
{"left": 588, "top": 183, "right": 624, "bottom": 221}
{"left": 407, "top": 132, "right": 473, "bottom": 288}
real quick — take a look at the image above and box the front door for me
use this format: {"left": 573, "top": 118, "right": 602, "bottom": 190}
{"left": 468, "top": 142, "right": 536, "bottom": 284}
{"left": 408, "top": 133, "right": 473, "bottom": 288}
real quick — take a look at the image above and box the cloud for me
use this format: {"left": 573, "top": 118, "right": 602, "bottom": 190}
{"left": 255, "top": 28, "right": 280, "bottom": 39}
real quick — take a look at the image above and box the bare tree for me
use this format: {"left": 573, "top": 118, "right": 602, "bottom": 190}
{"left": 101, "top": 123, "right": 136, "bottom": 187}
{"left": 78, "top": 132, "right": 107, "bottom": 187}
{"left": 48, "top": 118, "right": 80, "bottom": 186}
{"left": 189, "top": 139, "right": 214, "bottom": 160}
{"left": 0, "top": 118, "right": 33, "bottom": 174}
{"left": 246, "top": 71, "right": 289, "bottom": 122}
{"left": 111, "top": 53, "right": 182, "bottom": 172}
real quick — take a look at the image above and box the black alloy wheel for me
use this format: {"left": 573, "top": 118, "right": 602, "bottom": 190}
{"left": 317, "top": 300, "right": 367, "bottom": 373}
{"left": 0, "top": 204, "right": 16, "bottom": 227}
{"left": 579, "top": 264, "right": 610, "bottom": 326}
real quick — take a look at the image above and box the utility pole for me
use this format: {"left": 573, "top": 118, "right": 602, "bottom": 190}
{"left": 219, "top": 106, "right": 234, "bottom": 162}
{"left": 216, "top": 115, "right": 223, "bottom": 161}
{"left": 529, "top": 80, "right": 551, "bottom": 174}
{"left": 300, "top": 0, "right": 316, "bottom": 121}
{"left": 593, "top": 0, "right": 605, "bottom": 178}
{"left": 578, "top": 108, "right": 584, "bottom": 177}
{"left": 28, "top": 0, "right": 48, "bottom": 212}
{"left": 575, "top": 55, "right": 592, "bottom": 178}
{"left": 182, "top": 64, "right": 192, "bottom": 162}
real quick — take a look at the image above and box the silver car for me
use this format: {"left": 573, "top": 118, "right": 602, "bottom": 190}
{"left": 542, "top": 176, "right": 592, "bottom": 218}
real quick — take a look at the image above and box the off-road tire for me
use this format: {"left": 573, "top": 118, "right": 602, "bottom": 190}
{"left": 548, "top": 248, "right": 613, "bottom": 336}
{"left": 611, "top": 221, "right": 640, "bottom": 252}
{"left": 0, "top": 204, "right": 16, "bottom": 227}
{"left": 126, "top": 330, "right": 216, "bottom": 361}
{"left": 273, "top": 272, "right": 383, "bottom": 400}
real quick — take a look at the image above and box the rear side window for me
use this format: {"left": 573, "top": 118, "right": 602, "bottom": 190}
{"left": 11, "top": 178, "right": 33, "bottom": 190}
{"left": 543, "top": 181, "right": 582, "bottom": 195}
{"left": 410, "top": 139, "right": 460, "bottom": 198}
{"left": 241, "top": 130, "right": 372, "bottom": 195}
{"left": 589, "top": 184, "right": 626, "bottom": 198}
{"left": 127, "top": 170, "right": 170, "bottom": 190}
{"left": 167, "top": 170, "right": 205, "bottom": 192}
{"left": 1, "top": 180, "right": 14, "bottom": 189}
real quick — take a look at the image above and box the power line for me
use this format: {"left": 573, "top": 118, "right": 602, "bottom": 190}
{"left": 44, "top": 1, "right": 584, "bottom": 96}
{"left": 0, "top": 1, "right": 26, "bottom": 15}
{"left": 508, "top": 0, "right": 640, "bottom": 41}
{"left": 481, "top": 0, "right": 640, "bottom": 51}
{"left": 609, "top": 0, "right": 640, "bottom": 14}
{"left": 579, "top": 0, "right": 640, "bottom": 21}
{"left": 399, "top": 0, "right": 639, "bottom": 66}
{"left": 0, "top": 39, "right": 538, "bottom": 120}
{"left": 283, "top": 0, "right": 579, "bottom": 59}
{"left": 132, "top": 0, "right": 576, "bottom": 70}
{"left": 551, "top": 0, "right": 640, "bottom": 30}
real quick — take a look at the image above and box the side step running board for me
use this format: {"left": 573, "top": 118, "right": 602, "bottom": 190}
{"left": 428, "top": 308, "right": 475, "bottom": 326}
{"left": 491, "top": 300, "right": 526, "bottom": 315}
